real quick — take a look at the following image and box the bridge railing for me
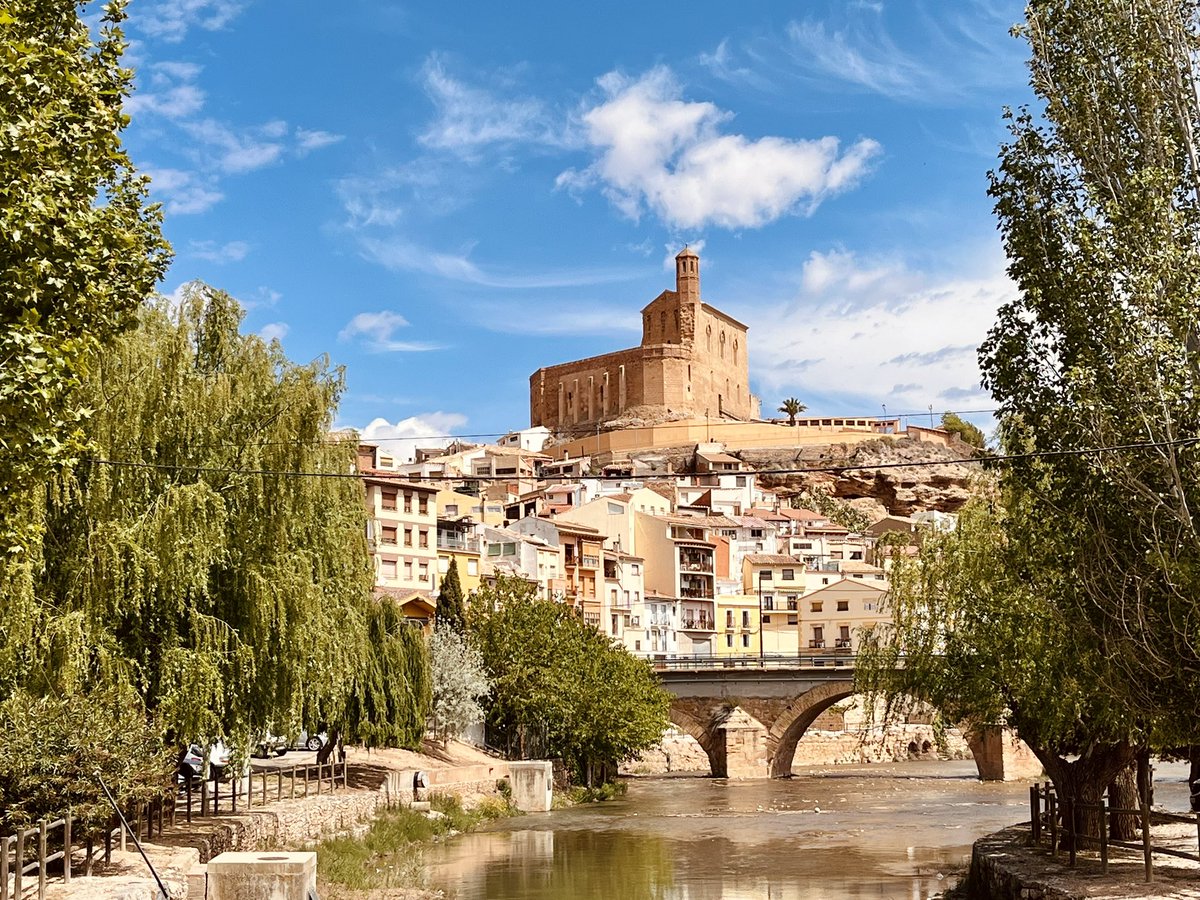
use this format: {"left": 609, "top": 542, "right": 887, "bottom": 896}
{"left": 652, "top": 654, "right": 858, "bottom": 671}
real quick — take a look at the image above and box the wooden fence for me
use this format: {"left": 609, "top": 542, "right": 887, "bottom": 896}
{"left": 1030, "top": 781, "right": 1200, "bottom": 882}
{"left": 2, "top": 757, "right": 349, "bottom": 900}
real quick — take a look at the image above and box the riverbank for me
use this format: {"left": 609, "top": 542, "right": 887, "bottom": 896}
{"left": 44, "top": 739, "right": 515, "bottom": 900}
{"left": 966, "top": 822, "right": 1200, "bottom": 899}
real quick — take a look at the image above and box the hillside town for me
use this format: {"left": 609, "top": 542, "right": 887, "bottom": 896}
{"left": 357, "top": 249, "right": 966, "bottom": 660}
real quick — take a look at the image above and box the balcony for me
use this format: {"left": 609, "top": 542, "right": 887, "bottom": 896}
{"left": 809, "top": 639, "right": 826, "bottom": 649}
{"left": 679, "top": 587, "right": 714, "bottom": 599}
{"left": 437, "top": 535, "right": 480, "bottom": 553}
{"left": 679, "top": 559, "right": 713, "bottom": 573}
{"left": 680, "top": 616, "right": 715, "bottom": 632}
{"left": 835, "top": 638, "right": 853, "bottom": 649}
{"left": 580, "top": 555, "right": 601, "bottom": 568}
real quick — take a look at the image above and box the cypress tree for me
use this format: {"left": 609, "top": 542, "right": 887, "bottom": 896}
{"left": 438, "top": 558, "right": 467, "bottom": 634}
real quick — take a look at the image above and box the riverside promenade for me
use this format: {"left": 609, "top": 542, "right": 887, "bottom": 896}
{"left": 968, "top": 821, "right": 1200, "bottom": 899}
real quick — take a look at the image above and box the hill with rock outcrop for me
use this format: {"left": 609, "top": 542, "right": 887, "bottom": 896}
{"left": 629, "top": 436, "right": 980, "bottom": 520}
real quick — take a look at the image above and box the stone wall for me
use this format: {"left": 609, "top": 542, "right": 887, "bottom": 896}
{"left": 165, "top": 762, "right": 513, "bottom": 863}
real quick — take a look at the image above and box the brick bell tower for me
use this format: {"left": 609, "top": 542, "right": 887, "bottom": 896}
{"left": 675, "top": 245, "right": 700, "bottom": 302}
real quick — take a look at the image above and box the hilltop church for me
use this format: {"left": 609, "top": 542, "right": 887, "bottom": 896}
{"left": 529, "top": 247, "right": 760, "bottom": 433}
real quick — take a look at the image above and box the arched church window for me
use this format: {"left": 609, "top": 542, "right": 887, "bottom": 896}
{"left": 733, "top": 338, "right": 738, "bottom": 364}
{"left": 719, "top": 331, "right": 726, "bottom": 359}
{"left": 706, "top": 324, "right": 712, "bottom": 352}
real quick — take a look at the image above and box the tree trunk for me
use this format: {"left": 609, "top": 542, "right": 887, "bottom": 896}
{"left": 1188, "top": 745, "right": 1200, "bottom": 812}
{"left": 316, "top": 726, "right": 340, "bottom": 766}
{"left": 1037, "top": 741, "right": 1137, "bottom": 851}
{"left": 1107, "top": 763, "right": 1139, "bottom": 840}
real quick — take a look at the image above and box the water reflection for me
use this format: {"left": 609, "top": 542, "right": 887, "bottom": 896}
{"left": 423, "top": 760, "right": 1192, "bottom": 899}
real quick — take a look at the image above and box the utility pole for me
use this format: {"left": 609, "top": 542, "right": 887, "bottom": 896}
{"left": 757, "top": 570, "right": 766, "bottom": 665}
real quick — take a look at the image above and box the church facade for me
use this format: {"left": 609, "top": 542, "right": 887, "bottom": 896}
{"left": 529, "top": 248, "right": 760, "bottom": 432}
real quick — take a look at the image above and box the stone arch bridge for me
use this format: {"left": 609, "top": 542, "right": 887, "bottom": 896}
{"left": 657, "top": 657, "right": 1038, "bottom": 780}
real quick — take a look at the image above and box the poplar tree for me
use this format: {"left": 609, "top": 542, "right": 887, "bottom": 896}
{"left": 984, "top": 0, "right": 1200, "bottom": 744}
{"left": 0, "top": 0, "right": 170, "bottom": 548}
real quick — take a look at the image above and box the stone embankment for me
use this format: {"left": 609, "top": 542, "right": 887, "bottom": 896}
{"left": 966, "top": 822, "right": 1200, "bottom": 899}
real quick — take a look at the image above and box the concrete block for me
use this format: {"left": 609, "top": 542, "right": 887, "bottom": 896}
{"left": 508, "top": 761, "right": 553, "bottom": 812}
{"left": 186, "top": 863, "right": 207, "bottom": 900}
{"left": 207, "top": 851, "right": 316, "bottom": 900}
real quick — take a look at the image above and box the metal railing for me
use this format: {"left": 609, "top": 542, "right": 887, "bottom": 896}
{"left": 653, "top": 654, "right": 858, "bottom": 671}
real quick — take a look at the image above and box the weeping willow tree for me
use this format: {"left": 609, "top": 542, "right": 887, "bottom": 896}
{"left": 1, "top": 283, "right": 429, "bottom": 766}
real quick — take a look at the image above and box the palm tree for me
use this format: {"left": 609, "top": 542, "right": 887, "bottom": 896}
{"left": 778, "top": 397, "right": 807, "bottom": 426}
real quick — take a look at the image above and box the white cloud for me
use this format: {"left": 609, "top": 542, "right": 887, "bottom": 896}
{"left": 359, "top": 237, "right": 640, "bottom": 289}
{"left": 182, "top": 119, "right": 286, "bottom": 174}
{"left": 127, "top": 61, "right": 206, "bottom": 118}
{"left": 359, "top": 412, "right": 470, "bottom": 465}
{"left": 339, "top": 311, "right": 443, "bottom": 353}
{"left": 784, "top": 19, "right": 938, "bottom": 102}
{"left": 472, "top": 303, "right": 640, "bottom": 336}
{"left": 144, "top": 167, "right": 224, "bottom": 215}
{"left": 259, "top": 322, "right": 289, "bottom": 343}
{"left": 136, "top": 0, "right": 247, "bottom": 42}
{"left": 557, "top": 67, "right": 881, "bottom": 229}
{"left": 190, "top": 239, "right": 249, "bottom": 263}
{"left": 296, "top": 128, "right": 344, "bottom": 152}
{"left": 748, "top": 248, "right": 1013, "bottom": 413}
{"left": 417, "top": 55, "right": 563, "bottom": 158}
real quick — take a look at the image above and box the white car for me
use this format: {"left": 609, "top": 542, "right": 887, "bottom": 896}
{"left": 293, "top": 729, "right": 328, "bottom": 752}
{"left": 180, "top": 740, "right": 232, "bottom": 780}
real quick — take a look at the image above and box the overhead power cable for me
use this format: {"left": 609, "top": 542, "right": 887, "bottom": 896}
{"left": 76, "top": 434, "right": 1200, "bottom": 483}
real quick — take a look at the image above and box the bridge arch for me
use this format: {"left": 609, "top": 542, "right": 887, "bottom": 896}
{"left": 667, "top": 700, "right": 720, "bottom": 774}
{"left": 766, "top": 681, "right": 857, "bottom": 777}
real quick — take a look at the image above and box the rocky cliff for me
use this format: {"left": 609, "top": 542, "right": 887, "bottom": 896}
{"left": 740, "top": 437, "right": 978, "bottom": 518}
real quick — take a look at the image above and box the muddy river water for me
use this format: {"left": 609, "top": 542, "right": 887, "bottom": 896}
{"left": 422, "top": 759, "right": 1192, "bottom": 899}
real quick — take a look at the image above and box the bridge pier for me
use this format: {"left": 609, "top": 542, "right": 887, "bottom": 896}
{"left": 966, "top": 726, "right": 1043, "bottom": 781}
{"left": 711, "top": 708, "right": 770, "bottom": 779}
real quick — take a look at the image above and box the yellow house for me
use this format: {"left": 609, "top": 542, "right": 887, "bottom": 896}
{"left": 437, "top": 488, "right": 506, "bottom": 527}
{"left": 436, "top": 516, "right": 482, "bottom": 595}
{"left": 714, "top": 593, "right": 760, "bottom": 658}
{"left": 798, "top": 578, "right": 890, "bottom": 655}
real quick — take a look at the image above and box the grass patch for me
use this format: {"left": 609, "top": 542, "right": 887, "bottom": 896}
{"left": 563, "top": 780, "right": 628, "bottom": 805}
{"left": 317, "top": 793, "right": 518, "bottom": 893}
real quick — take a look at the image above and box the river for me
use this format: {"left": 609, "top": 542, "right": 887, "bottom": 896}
{"left": 422, "top": 759, "right": 1193, "bottom": 899}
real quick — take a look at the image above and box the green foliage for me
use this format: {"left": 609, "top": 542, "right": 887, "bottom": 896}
{"left": 795, "top": 486, "right": 872, "bottom": 533}
{"left": 470, "top": 576, "right": 670, "bottom": 786}
{"left": 778, "top": 397, "right": 807, "bottom": 426}
{"left": 939, "top": 412, "right": 985, "bottom": 450}
{"left": 436, "top": 558, "right": 467, "bottom": 634}
{"left": 343, "top": 599, "right": 431, "bottom": 750}
{"left": 983, "top": 0, "right": 1200, "bottom": 744}
{"left": 316, "top": 793, "right": 512, "bottom": 893}
{"left": 0, "top": 0, "right": 171, "bottom": 548}
{"left": 857, "top": 494, "right": 1139, "bottom": 801}
{"left": 0, "top": 685, "right": 172, "bottom": 835}
{"left": 1, "top": 286, "right": 431, "bottom": 806}
{"left": 429, "top": 621, "right": 490, "bottom": 747}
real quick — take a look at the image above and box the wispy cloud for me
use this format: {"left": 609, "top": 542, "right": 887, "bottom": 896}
{"left": 471, "top": 303, "right": 640, "bottom": 336}
{"left": 417, "top": 55, "right": 565, "bottom": 159}
{"left": 144, "top": 167, "right": 224, "bottom": 215}
{"left": 189, "top": 239, "right": 249, "bottom": 263}
{"left": 129, "top": 55, "right": 341, "bottom": 213}
{"left": 135, "top": 0, "right": 248, "bottom": 43}
{"left": 557, "top": 66, "right": 881, "bottom": 230}
{"left": 749, "top": 247, "right": 1012, "bottom": 413}
{"left": 784, "top": 18, "right": 939, "bottom": 102}
{"left": 296, "top": 128, "right": 345, "bottom": 153}
{"left": 359, "top": 237, "right": 641, "bottom": 289}
{"left": 339, "top": 311, "right": 443, "bottom": 353}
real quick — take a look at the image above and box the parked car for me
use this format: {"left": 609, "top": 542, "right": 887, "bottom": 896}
{"left": 253, "top": 732, "right": 289, "bottom": 758}
{"left": 179, "top": 740, "right": 232, "bottom": 782}
{"left": 293, "top": 729, "right": 328, "bottom": 752}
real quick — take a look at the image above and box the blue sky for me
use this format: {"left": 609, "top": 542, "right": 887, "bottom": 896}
{"left": 120, "top": 0, "right": 1031, "bottom": 456}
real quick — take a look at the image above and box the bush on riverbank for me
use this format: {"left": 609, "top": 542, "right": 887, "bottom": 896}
{"left": 316, "top": 793, "right": 516, "bottom": 894}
